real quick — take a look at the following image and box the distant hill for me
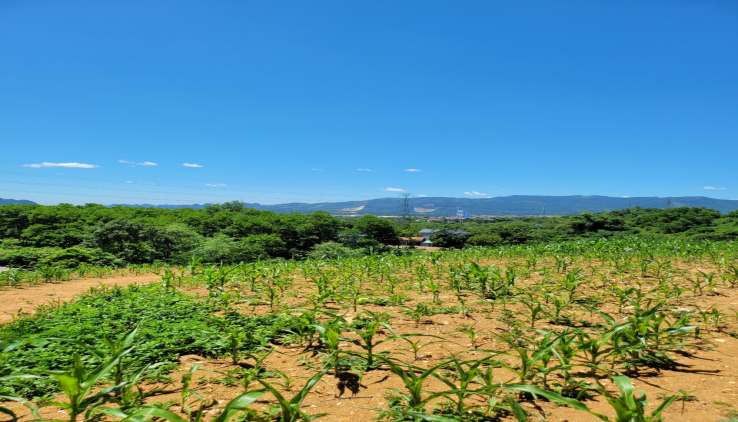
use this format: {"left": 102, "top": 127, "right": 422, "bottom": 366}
{"left": 0, "top": 198, "right": 36, "bottom": 206}
{"left": 109, "top": 195, "right": 738, "bottom": 216}
{"left": 108, "top": 203, "right": 217, "bottom": 209}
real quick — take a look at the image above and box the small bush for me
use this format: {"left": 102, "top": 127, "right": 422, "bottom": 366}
{"left": 0, "top": 247, "right": 60, "bottom": 268}
{"left": 38, "top": 246, "right": 123, "bottom": 269}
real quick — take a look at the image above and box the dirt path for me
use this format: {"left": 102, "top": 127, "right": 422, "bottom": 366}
{"left": 0, "top": 274, "right": 162, "bottom": 325}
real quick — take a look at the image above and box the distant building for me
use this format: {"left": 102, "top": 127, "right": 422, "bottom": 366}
{"left": 419, "top": 229, "right": 469, "bottom": 247}
{"left": 456, "top": 210, "right": 471, "bottom": 218}
{"left": 399, "top": 237, "right": 424, "bottom": 247}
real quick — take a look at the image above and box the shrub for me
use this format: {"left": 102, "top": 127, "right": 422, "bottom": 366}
{"left": 38, "top": 246, "right": 122, "bottom": 269}
{"left": 0, "top": 247, "right": 60, "bottom": 268}
{"left": 308, "top": 241, "right": 365, "bottom": 259}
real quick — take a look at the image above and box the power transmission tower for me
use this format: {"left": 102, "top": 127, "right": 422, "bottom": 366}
{"left": 399, "top": 193, "right": 413, "bottom": 226}
{"left": 666, "top": 197, "right": 673, "bottom": 209}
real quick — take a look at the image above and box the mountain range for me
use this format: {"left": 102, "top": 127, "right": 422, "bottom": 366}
{"left": 0, "top": 198, "right": 36, "bottom": 206}
{"left": 113, "top": 195, "right": 738, "bottom": 216}
{"left": 4, "top": 195, "right": 738, "bottom": 216}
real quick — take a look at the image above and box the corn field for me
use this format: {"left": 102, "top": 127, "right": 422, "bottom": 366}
{"left": 1, "top": 237, "right": 737, "bottom": 421}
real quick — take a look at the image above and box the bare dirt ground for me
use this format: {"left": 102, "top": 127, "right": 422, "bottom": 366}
{"left": 2, "top": 260, "right": 738, "bottom": 422}
{"left": 0, "top": 273, "right": 161, "bottom": 325}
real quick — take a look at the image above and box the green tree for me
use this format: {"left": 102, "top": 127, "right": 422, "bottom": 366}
{"left": 350, "top": 215, "right": 399, "bottom": 246}
{"left": 466, "top": 233, "right": 503, "bottom": 247}
{"left": 39, "top": 247, "right": 121, "bottom": 268}
{"left": 83, "top": 219, "right": 159, "bottom": 263}
{"left": 233, "top": 234, "right": 287, "bottom": 262}
{"left": 429, "top": 230, "right": 469, "bottom": 248}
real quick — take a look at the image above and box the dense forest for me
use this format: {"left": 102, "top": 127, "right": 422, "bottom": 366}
{"left": 1, "top": 202, "right": 737, "bottom": 269}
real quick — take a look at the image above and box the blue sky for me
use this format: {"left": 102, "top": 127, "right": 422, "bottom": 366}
{"left": 1, "top": 1, "right": 736, "bottom": 205}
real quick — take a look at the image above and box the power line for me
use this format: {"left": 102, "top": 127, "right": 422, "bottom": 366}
{"left": 0, "top": 188, "right": 219, "bottom": 203}
{"left": 1, "top": 180, "right": 239, "bottom": 198}
{"left": 0, "top": 170, "right": 378, "bottom": 199}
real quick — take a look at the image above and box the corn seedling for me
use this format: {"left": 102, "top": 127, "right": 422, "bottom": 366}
{"left": 452, "top": 323, "right": 486, "bottom": 350}
{"left": 404, "top": 303, "right": 435, "bottom": 326}
{"left": 180, "top": 364, "right": 204, "bottom": 418}
{"left": 37, "top": 349, "right": 134, "bottom": 422}
{"left": 393, "top": 334, "right": 447, "bottom": 361}
{"left": 341, "top": 321, "right": 396, "bottom": 369}
{"left": 257, "top": 368, "right": 329, "bottom": 422}
{"left": 593, "top": 376, "right": 677, "bottom": 422}
{"left": 380, "top": 358, "right": 455, "bottom": 414}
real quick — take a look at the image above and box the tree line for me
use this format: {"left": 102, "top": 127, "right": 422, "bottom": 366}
{"left": 415, "top": 206, "right": 738, "bottom": 248}
{"left": 0, "top": 201, "right": 736, "bottom": 268}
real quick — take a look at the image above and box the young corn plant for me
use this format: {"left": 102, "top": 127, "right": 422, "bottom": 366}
{"left": 393, "top": 334, "right": 447, "bottom": 361}
{"left": 180, "top": 363, "right": 204, "bottom": 418}
{"left": 211, "top": 320, "right": 268, "bottom": 365}
{"left": 561, "top": 267, "right": 584, "bottom": 301}
{"left": 429, "top": 355, "right": 502, "bottom": 416}
{"left": 378, "top": 377, "right": 601, "bottom": 422}
{"left": 257, "top": 368, "right": 329, "bottom": 422}
{"left": 404, "top": 303, "right": 435, "bottom": 327}
{"left": 99, "top": 389, "right": 268, "bottom": 422}
{"left": 285, "top": 309, "right": 320, "bottom": 348}
{"left": 517, "top": 299, "right": 545, "bottom": 328}
{"left": 37, "top": 348, "right": 134, "bottom": 422}
{"left": 0, "top": 376, "right": 37, "bottom": 422}
{"left": 550, "top": 328, "right": 591, "bottom": 398}
{"left": 114, "top": 361, "right": 168, "bottom": 410}
{"left": 592, "top": 376, "right": 677, "bottom": 422}
{"left": 574, "top": 329, "right": 618, "bottom": 376}
{"left": 312, "top": 325, "right": 344, "bottom": 377}
{"left": 609, "top": 301, "right": 696, "bottom": 371}
{"left": 452, "top": 323, "right": 487, "bottom": 350}
{"left": 544, "top": 292, "right": 573, "bottom": 325}
{"left": 380, "top": 358, "right": 455, "bottom": 415}
{"left": 496, "top": 330, "right": 562, "bottom": 387}
{"left": 341, "top": 321, "right": 396, "bottom": 369}
{"left": 338, "top": 277, "right": 362, "bottom": 312}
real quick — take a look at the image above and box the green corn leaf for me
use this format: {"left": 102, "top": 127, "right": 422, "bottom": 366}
{"left": 663, "top": 326, "right": 697, "bottom": 334}
{"left": 0, "top": 406, "right": 18, "bottom": 422}
{"left": 52, "top": 374, "right": 82, "bottom": 398}
{"left": 368, "top": 408, "right": 461, "bottom": 422}
{"left": 505, "top": 396, "right": 529, "bottom": 422}
{"left": 504, "top": 384, "right": 609, "bottom": 420}
{"left": 213, "top": 389, "right": 268, "bottom": 422}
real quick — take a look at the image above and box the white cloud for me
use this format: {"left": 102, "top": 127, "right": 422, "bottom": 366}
{"left": 183, "top": 163, "right": 203, "bottom": 168}
{"left": 312, "top": 168, "right": 324, "bottom": 171}
{"left": 357, "top": 168, "right": 374, "bottom": 172}
{"left": 417, "top": 194, "right": 428, "bottom": 197}
{"left": 23, "top": 162, "right": 98, "bottom": 168}
{"left": 621, "top": 196, "right": 630, "bottom": 198}
{"left": 464, "top": 191, "right": 488, "bottom": 196}
{"left": 205, "top": 183, "right": 227, "bottom": 187}
{"left": 119, "top": 160, "right": 157, "bottom": 166}
{"left": 382, "top": 187, "right": 405, "bottom": 192}
{"left": 703, "top": 186, "right": 726, "bottom": 190}
{"left": 405, "top": 169, "right": 421, "bottom": 172}
{"left": 126, "top": 181, "right": 133, "bottom": 184}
